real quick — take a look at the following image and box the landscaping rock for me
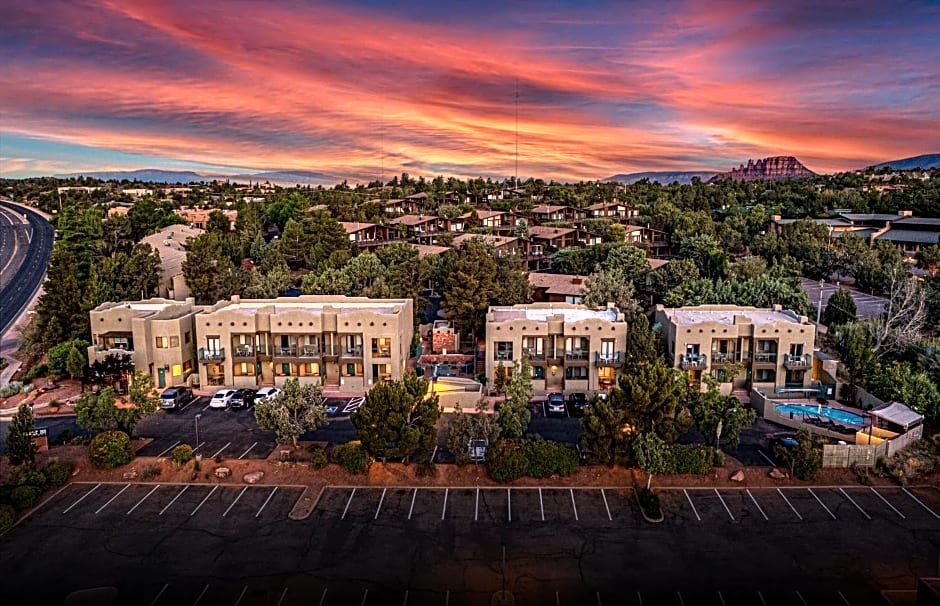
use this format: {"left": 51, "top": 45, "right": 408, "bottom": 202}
{"left": 730, "top": 470, "right": 745, "bottom": 482}
{"left": 769, "top": 468, "right": 788, "bottom": 479}
{"left": 215, "top": 467, "right": 231, "bottom": 479}
{"left": 243, "top": 471, "right": 264, "bottom": 484}
{"left": 122, "top": 469, "right": 137, "bottom": 480}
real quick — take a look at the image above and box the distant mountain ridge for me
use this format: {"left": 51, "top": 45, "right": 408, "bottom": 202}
{"left": 605, "top": 171, "right": 717, "bottom": 185}
{"left": 709, "top": 156, "right": 815, "bottom": 182}
{"left": 54, "top": 168, "right": 336, "bottom": 186}
{"left": 869, "top": 154, "right": 940, "bottom": 171}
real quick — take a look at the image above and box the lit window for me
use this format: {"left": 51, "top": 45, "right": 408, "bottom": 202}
{"left": 172, "top": 364, "right": 182, "bottom": 377}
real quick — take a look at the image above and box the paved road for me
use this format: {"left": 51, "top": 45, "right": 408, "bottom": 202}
{"left": 0, "top": 200, "right": 54, "bottom": 337}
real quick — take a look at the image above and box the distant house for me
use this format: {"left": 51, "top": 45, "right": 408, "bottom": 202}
{"left": 139, "top": 224, "right": 205, "bottom": 300}
{"left": 532, "top": 204, "right": 577, "bottom": 224}
{"left": 872, "top": 216, "right": 940, "bottom": 255}
{"left": 175, "top": 206, "right": 238, "bottom": 230}
{"left": 622, "top": 225, "right": 671, "bottom": 257}
{"left": 528, "top": 273, "right": 586, "bottom": 304}
{"left": 388, "top": 214, "right": 438, "bottom": 243}
{"left": 340, "top": 222, "right": 391, "bottom": 252}
{"left": 451, "top": 233, "right": 521, "bottom": 258}
{"left": 584, "top": 201, "right": 638, "bottom": 221}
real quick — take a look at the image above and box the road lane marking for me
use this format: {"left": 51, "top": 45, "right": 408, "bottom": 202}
{"left": 746, "top": 489, "right": 768, "bottom": 521}
{"left": 600, "top": 489, "right": 612, "bottom": 521}
{"left": 190, "top": 486, "right": 218, "bottom": 516}
{"left": 63, "top": 483, "right": 102, "bottom": 514}
{"left": 757, "top": 591, "right": 767, "bottom": 606}
{"left": 676, "top": 591, "right": 684, "bottom": 606}
{"left": 570, "top": 489, "right": 579, "bottom": 521}
{"left": 839, "top": 488, "right": 870, "bottom": 520}
{"left": 714, "top": 489, "right": 735, "bottom": 521}
{"left": 233, "top": 586, "right": 248, "bottom": 606}
{"left": 341, "top": 488, "right": 357, "bottom": 520}
{"left": 717, "top": 591, "right": 726, "bottom": 606}
{"left": 539, "top": 488, "right": 545, "bottom": 521}
{"left": 402, "top": 589, "right": 409, "bottom": 606}
{"left": 555, "top": 591, "right": 560, "bottom": 606}
{"left": 445, "top": 590, "right": 449, "bottom": 606}
{"left": 683, "top": 489, "right": 701, "bottom": 521}
{"left": 870, "top": 488, "right": 905, "bottom": 519}
{"left": 156, "top": 441, "right": 181, "bottom": 457}
{"left": 160, "top": 486, "right": 189, "bottom": 516}
{"left": 361, "top": 588, "right": 369, "bottom": 606}
{"left": 238, "top": 442, "right": 258, "bottom": 459}
{"left": 95, "top": 484, "right": 130, "bottom": 514}
{"left": 777, "top": 489, "right": 803, "bottom": 520}
{"left": 149, "top": 583, "right": 169, "bottom": 606}
{"left": 508, "top": 488, "right": 512, "bottom": 522}
{"left": 210, "top": 442, "right": 231, "bottom": 459}
{"left": 318, "top": 588, "right": 327, "bottom": 606}
{"left": 441, "top": 488, "right": 449, "bottom": 520}
{"left": 838, "top": 591, "right": 851, "bottom": 605}
{"left": 409, "top": 488, "right": 417, "bottom": 520}
{"left": 193, "top": 583, "right": 209, "bottom": 606}
{"left": 276, "top": 587, "right": 287, "bottom": 606}
{"left": 223, "top": 486, "right": 249, "bottom": 517}
{"left": 375, "top": 488, "right": 386, "bottom": 519}
{"left": 256, "top": 487, "right": 278, "bottom": 518}
{"left": 758, "top": 450, "right": 776, "bottom": 466}
{"left": 636, "top": 591, "right": 643, "bottom": 606}
{"left": 808, "top": 488, "right": 837, "bottom": 520}
{"left": 474, "top": 488, "right": 479, "bottom": 522}
{"left": 795, "top": 590, "right": 808, "bottom": 606}
{"left": 903, "top": 487, "right": 940, "bottom": 519}
{"left": 127, "top": 485, "right": 160, "bottom": 515}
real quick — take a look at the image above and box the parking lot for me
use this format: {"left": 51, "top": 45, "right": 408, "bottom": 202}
{"left": 3, "top": 481, "right": 937, "bottom": 605}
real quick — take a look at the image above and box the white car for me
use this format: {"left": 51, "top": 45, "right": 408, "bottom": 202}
{"left": 255, "top": 386, "right": 281, "bottom": 403}
{"left": 209, "top": 389, "right": 237, "bottom": 409}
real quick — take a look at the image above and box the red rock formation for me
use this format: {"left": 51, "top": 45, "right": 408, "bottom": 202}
{"left": 709, "top": 156, "right": 815, "bottom": 182}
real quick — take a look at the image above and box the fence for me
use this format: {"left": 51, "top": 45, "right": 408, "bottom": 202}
{"left": 822, "top": 442, "right": 887, "bottom": 468}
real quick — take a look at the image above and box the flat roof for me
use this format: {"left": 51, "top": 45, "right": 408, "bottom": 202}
{"left": 490, "top": 305, "right": 618, "bottom": 323}
{"left": 660, "top": 305, "right": 807, "bottom": 326}
{"left": 207, "top": 296, "right": 408, "bottom": 316}
{"left": 874, "top": 229, "right": 940, "bottom": 244}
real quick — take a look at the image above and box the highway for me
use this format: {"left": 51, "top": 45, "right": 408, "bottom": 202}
{"left": 0, "top": 200, "right": 54, "bottom": 337}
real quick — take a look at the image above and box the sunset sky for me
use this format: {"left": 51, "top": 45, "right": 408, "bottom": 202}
{"left": 1, "top": 0, "right": 938, "bottom": 182}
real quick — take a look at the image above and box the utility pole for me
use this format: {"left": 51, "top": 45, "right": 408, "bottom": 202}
{"left": 194, "top": 413, "right": 201, "bottom": 448}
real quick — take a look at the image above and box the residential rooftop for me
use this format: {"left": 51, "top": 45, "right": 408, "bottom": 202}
{"left": 489, "top": 303, "right": 620, "bottom": 323}
{"left": 204, "top": 295, "right": 409, "bottom": 316}
{"left": 656, "top": 304, "right": 810, "bottom": 326}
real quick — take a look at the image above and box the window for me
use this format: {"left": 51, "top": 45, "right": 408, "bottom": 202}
{"left": 494, "top": 341, "right": 514, "bottom": 361}
{"left": 533, "top": 366, "right": 545, "bottom": 379}
{"left": 172, "top": 364, "right": 182, "bottom": 377}
{"left": 184, "top": 331, "right": 191, "bottom": 344}
{"left": 565, "top": 367, "right": 588, "bottom": 380}
{"left": 182, "top": 360, "right": 192, "bottom": 373}
{"left": 170, "top": 336, "right": 179, "bottom": 348}
{"left": 344, "top": 363, "right": 364, "bottom": 377}
{"left": 301, "top": 363, "right": 320, "bottom": 376}
{"left": 755, "top": 369, "right": 776, "bottom": 383}
{"left": 372, "top": 363, "right": 392, "bottom": 380}
{"left": 155, "top": 336, "right": 169, "bottom": 348}
{"left": 372, "top": 337, "right": 392, "bottom": 357}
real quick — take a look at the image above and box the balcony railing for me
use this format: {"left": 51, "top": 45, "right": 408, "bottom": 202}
{"left": 93, "top": 344, "right": 134, "bottom": 354}
{"left": 565, "top": 350, "right": 588, "bottom": 361}
{"left": 198, "top": 347, "right": 225, "bottom": 362}
{"left": 341, "top": 346, "right": 363, "bottom": 358}
{"left": 494, "top": 350, "right": 514, "bottom": 361}
{"left": 524, "top": 348, "right": 546, "bottom": 361}
{"left": 273, "top": 346, "right": 297, "bottom": 357}
{"left": 233, "top": 345, "right": 255, "bottom": 358}
{"left": 371, "top": 348, "right": 392, "bottom": 358}
{"left": 594, "top": 352, "right": 623, "bottom": 366}
{"left": 299, "top": 345, "right": 321, "bottom": 358}
{"left": 679, "top": 353, "right": 707, "bottom": 369}
{"left": 710, "top": 351, "right": 738, "bottom": 365}
{"left": 783, "top": 353, "right": 813, "bottom": 369}
{"left": 754, "top": 352, "right": 778, "bottom": 364}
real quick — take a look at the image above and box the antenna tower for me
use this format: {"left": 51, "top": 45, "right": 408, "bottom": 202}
{"left": 514, "top": 78, "right": 519, "bottom": 186}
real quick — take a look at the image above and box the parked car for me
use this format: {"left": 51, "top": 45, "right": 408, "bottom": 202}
{"left": 160, "top": 386, "right": 193, "bottom": 411}
{"left": 770, "top": 435, "right": 799, "bottom": 451}
{"left": 229, "top": 388, "right": 256, "bottom": 409}
{"left": 209, "top": 389, "right": 237, "bottom": 409}
{"left": 567, "top": 392, "right": 588, "bottom": 415}
{"left": 255, "top": 386, "right": 280, "bottom": 403}
{"left": 546, "top": 392, "right": 567, "bottom": 417}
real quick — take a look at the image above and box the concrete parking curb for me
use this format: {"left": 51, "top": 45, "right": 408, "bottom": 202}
{"left": 288, "top": 484, "right": 326, "bottom": 520}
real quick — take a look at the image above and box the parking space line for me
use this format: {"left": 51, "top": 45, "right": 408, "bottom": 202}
{"left": 474, "top": 488, "right": 479, "bottom": 522}
{"left": 838, "top": 591, "right": 850, "bottom": 605}
{"left": 808, "top": 488, "right": 837, "bottom": 520}
{"left": 179, "top": 397, "right": 198, "bottom": 411}
{"left": 714, "top": 489, "right": 734, "bottom": 521}
{"left": 683, "top": 489, "right": 701, "bottom": 521}
{"left": 402, "top": 589, "right": 409, "bottom": 606}
{"left": 601, "top": 488, "right": 613, "bottom": 521}
{"left": 570, "top": 489, "right": 579, "bottom": 521}
{"left": 757, "top": 591, "right": 767, "bottom": 606}
{"left": 508, "top": 488, "right": 512, "bottom": 522}
{"left": 777, "top": 488, "right": 803, "bottom": 520}
{"left": 676, "top": 591, "right": 684, "bottom": 606}
{"left": 63, "top": 483, "right": 102, "bottom": 514}
{"left": 795, "top": 590, "right": 808, "bottom": 606}
{"left": 717, "top": 590, "right": 726, "bottom": 606}
{"left": 375, "top": 488, "right": 386, "bottom": 519}
{"left": 238, "top": 442, "right": 258, "bottom": 459}
{"left": 636, "top": 591, "right": 643, "bottom": 606}
{"left": 201, "top": 402, "right": 212, "bottom": 412}
{"left": 157, "top": 441, "right": 181, "bottom": 457}
{"left": 149, "top": 583, "right": 169, "bottom": 606}
{"left": 210, "top": 442, "right": 231, "bottom": 459}
{"left": 758, "top": 450, "right": 776, "bottom": 466}
{"left": 555, "top": 590, "right": 560, "bottom": 606}
{"left": 191, "top": 441, "right": 206, "bottom": 453}
{"left": 318, "top": 588, "right": 328, "bottom": 606}
{"left": 95, "top": 484, "right": 130, "bottom": 514}
{"left": 870, "top": 488, "right": 905, "bottom": 519}
{"left": 341, "top": 488, "right": 357, "bottom": 520}
{"left": 233, "top": 585, "right": 248, "bottom": 606}
{"left": 190, "top": 486, "right": 218, "bottom": 516}
{"left": 839, "top": 488, "right": 870, "bottom": 520}
{"left": 255, "top": 487, "right": 278, "bottom": 518}
{"left": 903, "top": 488, "right": 940, "bottom": 519}
{"left": 160, "top": 485, "right": 189, "bottom": 515}
{"left": 431, "top": 446, "right": 438, "bottom": 463}
{"left": 445, "top": 590, "right": 449, "bottom": 606}
{"left": 127, "top": 485, "right": 160, "bottom": 515}
{"left": 361, "top": 588, "right": 368, "bottom": 606}
{"left": 276, "top": 587, "right": 287, "bottom": 606}
{"left": 539, "top": 488, "right": 545, "bottom": 521}
{"left": 746, "top": 489, "right": 768, "bottom": 521}
{"left": 193, "top": 583, "right": 209, "bottom": 606}
{"left": 441, "top": 488, "right": 449, "bottom": 520}
{"left": 409, "top": 488, "right": 417, "bottom": 520}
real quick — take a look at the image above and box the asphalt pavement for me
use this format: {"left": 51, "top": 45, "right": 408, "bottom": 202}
{"left": 0, "top": 200, "right": 54, "bottom": 337}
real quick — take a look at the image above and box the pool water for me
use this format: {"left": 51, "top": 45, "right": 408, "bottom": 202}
{"left": 774, "top": 403, "right": 866, "bottom": 426}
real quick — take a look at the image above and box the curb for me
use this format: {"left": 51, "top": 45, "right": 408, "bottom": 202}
{"left": 288, "top": 485, "right": 326, "bottom": 521}
{"left": 635, "top": 487, "right": 664, "bottom": 523}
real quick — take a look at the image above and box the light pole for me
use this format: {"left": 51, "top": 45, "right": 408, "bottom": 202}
{"left": 815, "top": 279, "right": 825, "bottom": 343}
{"left": 194, "top": 413, "right": 202, "bottom": 448}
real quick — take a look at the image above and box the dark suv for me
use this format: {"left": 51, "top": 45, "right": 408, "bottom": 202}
{"left": 160, "top": 386, "right": 193, "bottom": 411}
{"left": 229, "top": 388, "right": 256, "bottom": 409}
{"left": 567, "top": 392, "right": 588, "bottom": 416}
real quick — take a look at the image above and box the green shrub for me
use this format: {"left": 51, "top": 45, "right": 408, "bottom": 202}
{"left": 309, "top": 447, "right": 328, "bottom": 470}
{"left": 88, "top": 431, "right": 133, "bottom": 469}
{"left": 10, "top": 485, "right": 42, "bottom": 511}
{"left": 0, "top": 381, "right": 25, "bottom": 398}
{"left": 0, "top": 504, "right": 15, "bottom": 533}
{"left": 171, "top": 444, "right": 193, "bottom": 468}
{"left": 331, "top": 441, "right": 369, "bottom": 475}
{"left": 520, "top": 436, "right": 579, "bottom": 478}
{"left": 43, "top": 461, "right": 72, "bottom": 486}
{"left": 485, "top": 440, "right": 527, "bottom": 483}
{"left": 141, "top": 464, "right": 161, "bottom": 480}
{"left": 637, "top": 488, "right": 662, "bottom": 519}
{"left": 668, "top": 444, "right": 714, "bottom": 475}
{"left": 16, "top": 469, "right": 47, "bottom": 489}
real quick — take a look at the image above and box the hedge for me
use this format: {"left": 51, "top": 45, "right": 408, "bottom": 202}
{"left": 16, "top": 469, "right": 47, "bottom": 489}
{"left": 0, "top": 504, "right": 15, "bottom": 533}
{"left": 10, "top": 485, "right": 42, "bottom": 511}
{"left": 486, "top": 437, "right": 580, "bottom": 483}
{"left": 43, "top": 461, "right": 72, "bottom": 486}
{"left": 665, "top": 444, "right": 714, "bottom": 475}
{"left": 88, "top": 431, "right": 133, "bottom": 469}
{"left": 332, "top": 441, "right": 369, "bottom": 475}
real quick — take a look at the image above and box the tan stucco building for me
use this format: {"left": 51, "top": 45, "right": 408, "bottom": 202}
{"left": 140, "top": 224, "right": 205, "bottom": 300}
{"left": 654, "top": 304, "right": 816, "bottom": 392}
{"left": 485, "top": 303, "right": 627, "bottom": 395}
{"left": 194, "top": 295, "right": 413, "bottom": 392}
{"left": 87, "top": 299, "right": 200, "bottom": 389}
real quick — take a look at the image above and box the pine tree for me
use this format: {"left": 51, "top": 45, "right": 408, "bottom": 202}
{"left": 8, "top": 404, "right": 38, "bottom": 467}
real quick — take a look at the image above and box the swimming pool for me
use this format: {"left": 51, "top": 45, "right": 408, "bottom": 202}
{"left": 774, "top": 403, "right": 866, "bottom": 426}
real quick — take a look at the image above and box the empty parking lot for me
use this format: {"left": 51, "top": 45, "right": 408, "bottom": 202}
{"left": 2, "top": 481, "right": 938, "bottom": 605}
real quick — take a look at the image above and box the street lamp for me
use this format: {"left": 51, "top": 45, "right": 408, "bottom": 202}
{"left": 194, "top": 413, "right": 202, "bottom": 448}
{"left": 815, "top": 279, "right": 825, "bottom": 343}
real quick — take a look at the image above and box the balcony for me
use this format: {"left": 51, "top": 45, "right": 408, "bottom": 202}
{"left": 594, "top": 352, "right": 623, "bottom": 367}
{"left": 494, "top": 350, "right": 514, "bottom": 362}
{"left": 232, "top": 345, "right": 255, "bottom": 359}
{"left": 299, "top": 345, "right": 322, "bottom": 358}
{"left": 753, "top": 352, "right": 778, "bottom": 364}
{"left": 340, "top": 346, "right": 363, "bottom": 360}
{"left": 679, "top": 353, "right": 707, "bottom": 370}
{"left": 565, "top": 350, "right": 589, "bottom": 362}
{"left": 710, "top": 351, "right": 738, "bottom": 365}
{"left": 273, "top": 346, "right": 297, "bottom": 358}
{"left": 524, "top": 348, "right": 546, "bottom": 362}
{"left": 371, "top": 348, "right": 392, "bottom": 358}
{"left": 783, "top": 353, "right": 813, "bottom": 369}
{"left": 198, "top": 347, "right": 225, "bottom": 362}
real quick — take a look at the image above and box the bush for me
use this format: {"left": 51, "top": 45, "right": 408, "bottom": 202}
{"left": 851, "top": 462, "right": 873, "bottom": 486}
{"left": 485, "top": 440, "right": 527, "bottom": 483}
{"left": 16, "top": 469, "right": 47, "bottom": 489}
{"left": 0, "top": 504, "right": 15, "bottom": 533}
{"left": 0, "top": 381, "right": 25, "bottom": 398}
{"left": 141, "top": 464, "right": 161, "bottom": 480}
{"left": 43, "top": 461, "right": 72, "bottom": 486}
{"left": 171, "top": 444, "right": 193, "bottom": 468}
{"left": 520, "top": 436, "right": 579, "bottom": 478}
{"left": 332, "top": 441, "right": 369, "bottom": 475}
{"left": 637, "top": 488, "right": 662, "bottom": 519}
{"left": 667, "top": 444, "right": 714, "bottom": 475}
{"left": 10, "top": 485, "right": 42, "bottom": 511}
{"left": 48, "top": 399, "right": 61, "bottom": 409}
{"left": 24, "top": 364, "right": 48, "bottom": 382}
{"left": 88, "top": 431, "right": 133, "bottom": 469}
{"left": 309, "top": 447, "right": 328, "bottom": 470}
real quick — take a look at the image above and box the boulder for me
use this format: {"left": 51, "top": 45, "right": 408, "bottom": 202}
{"left": 215, "top": 467, "right": 231, "bottom": 479}
{"left": 769, "top": 468, "right": 788, "bottom": 479}
{"left": 122, "top": 469, "right": 137, "bottom": 480}
{"left": 243, "top": 471, "right": 264, "bottom": 484}
{"left": 730, "top": 470, "right": 745, "bottom": 482}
